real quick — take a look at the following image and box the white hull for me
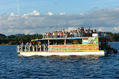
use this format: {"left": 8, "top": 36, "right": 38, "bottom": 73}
{"left": 18, "top": 51, "right": 105, "bottom": 57}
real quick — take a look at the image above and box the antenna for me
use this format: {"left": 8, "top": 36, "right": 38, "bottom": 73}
{"left": 17, "top": 0, "right": 20, "bottom": 15}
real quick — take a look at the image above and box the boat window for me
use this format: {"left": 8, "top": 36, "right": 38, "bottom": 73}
{"left": 49, "top": 40, "right": 56, "bottom": 45}
{"left": 66, "top": 40, "right": 73, "bottom": 44}
{"left": 66, "top": 39, "right": 82, "bottom": 44}
{"left": 49, "top": 40, "right": 65, "bottom": 45}
{"left": 41, "top": 40, "right": 48, "bottom": 45}
{"left": 57, "top": 40, "right": 64, "bottom": 45}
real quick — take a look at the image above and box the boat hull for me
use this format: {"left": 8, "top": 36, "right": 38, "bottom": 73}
{"left": 18, "top": 51, "right": 105, "bottom": 57}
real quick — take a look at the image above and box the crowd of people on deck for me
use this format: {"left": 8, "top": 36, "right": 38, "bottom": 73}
{"left": 43, "top": 27, "right": 97, "bottom": 38}
{"left": 18, "top": 41, "right": 48, "bottom": 52}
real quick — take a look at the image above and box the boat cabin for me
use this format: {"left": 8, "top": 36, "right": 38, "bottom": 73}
{"left": 17, "top": 33, "right": 100, "bottom": 52}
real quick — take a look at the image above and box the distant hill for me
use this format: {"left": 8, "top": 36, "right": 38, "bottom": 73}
{"left": 0, "top": 34, "right": 6, "bottom": 38}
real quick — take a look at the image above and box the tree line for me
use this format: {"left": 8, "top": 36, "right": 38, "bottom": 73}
{"left": 0, "top": 32, "right": 119, "bottom": 45}
{"left": 106, "top": 32, "right": 119, "bottom": 41}
{"left": 0, "top": 34, "right": 42, "bottom": 45}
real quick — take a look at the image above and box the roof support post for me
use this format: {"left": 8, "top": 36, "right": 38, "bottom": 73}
{"left": 64, "top": 39, "right": 66, "bottom": 45}
{"left": 48, "top": 40, "right": 49, "bottom": 52}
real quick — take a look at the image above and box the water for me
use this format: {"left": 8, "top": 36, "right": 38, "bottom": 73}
{"left": 0, "top": 42, "right": 119, "bottom": 79}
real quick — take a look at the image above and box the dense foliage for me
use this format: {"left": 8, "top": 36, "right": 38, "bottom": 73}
{"left": 106, "top": 32, "right": 119, "bottom": 41}
{"left": 0, "top": 34, "right": 42, "bottom": 45}
{"left": 0, "top": 32, "right": 119, "bottom": 45}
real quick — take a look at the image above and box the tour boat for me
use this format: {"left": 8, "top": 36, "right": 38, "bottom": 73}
{"left": 17, "top": 29, "right": 113, "bottom": 57}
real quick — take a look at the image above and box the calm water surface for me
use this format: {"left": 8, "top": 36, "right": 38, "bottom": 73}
{"left": 0, "top": 42, "right": 119, "bottom": 79}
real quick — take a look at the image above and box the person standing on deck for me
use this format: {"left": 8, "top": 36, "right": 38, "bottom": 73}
{"left": 85, "top": 29, "right": 88, "bottom": 37}
{"left": 25, "top": 42, "right": 29, "bottom": 51}
{"left": 73, "top": 30, "right": 78, "bottom": 37}
{"left": 57, "top": 31, "right": 60, "bottom": 38}
{"left": 45, "top": 32, "right": 48, "bottom": 38}
{"left": 52, "top": 31, "right": 55, "bottom": 38}
{"left": 94, "top": 29, "right": 97, "bottom": 33}
{"left": 87, "top": 26, "right": 91, "bottom": 37}
{"left": 59, "top": 31, "right": 63, "bottom": 38}
{"left": 90, "top": 29, "right": 93, "bottom": 36}
{"left": 54, "top": 31, "right": 57, "bottom": 38}
{"left": 77, "top": 28, "right": 81, "bottom": 37}
{"left": 37, "top": 41, "right": 41, "bottom": 51}
{"left": 48, "top": 32, "right": 52, "bottom": 38}
{"left": 81, "top": 27, "right": 84, "bottom": 37}
{"left": 20, "top": 42, "right": 24, "bottom": 51}
{"left": 62, "top": 29, "right": 66, "bottom": 38}
{"left": 65, "top": 32, "right": 68, "bottom": 38}
{"left": 70, "top": 31, "right": 73, "bottom": 37}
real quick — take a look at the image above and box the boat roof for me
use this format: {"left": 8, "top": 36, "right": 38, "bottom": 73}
{"left": 31, "top": 37, "right": 92, "bottom": 42}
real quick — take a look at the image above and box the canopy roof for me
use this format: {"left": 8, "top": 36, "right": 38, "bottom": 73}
{"left": 31, "top": 37, "right": 89, "bottom": 42}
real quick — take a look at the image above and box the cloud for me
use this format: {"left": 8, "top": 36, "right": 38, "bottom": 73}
{"left": 10, "top": 12, "right": 15, "bottom": 16}
{"left": 113, "top": 27, "right": 119, "bottom": 31}
{"left": 23, "top": 29, "right": 35, "bottom": 35}
{"left": 97, "top": 27, "right": 104, "bottom": 31}
{"left": 59, "top": 12, "right": 65, "bottom": 15}
{"left": 48, "top": 12, "right": 53, "bottom": 16}
{"left": 23, "top": 10, "right": 40, "bottom": 16}
{"left": 0, "top": 7, "right": 119, "bottom": 35}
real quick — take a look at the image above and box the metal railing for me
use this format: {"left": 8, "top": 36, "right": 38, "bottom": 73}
{"left": 43, "top": 32, "right": 85, "bottom": 39}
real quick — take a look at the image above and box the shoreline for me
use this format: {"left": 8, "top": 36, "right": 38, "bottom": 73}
{"left": 0, "top": 41, "right": 119, "bottom": 45}
{"left": 0, "top": 44, "right": 16, "bottom": 45}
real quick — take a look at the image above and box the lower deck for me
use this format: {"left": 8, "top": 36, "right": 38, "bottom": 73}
{"left": 17, "top": 44, "right": 99, "bottom": 52}
{"left": 17, "top": 36, "right": 105, "bottom": 56}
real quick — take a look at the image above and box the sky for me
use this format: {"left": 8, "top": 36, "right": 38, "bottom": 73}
{"left": 0, "top": 0, "right": 119, "bottom": 15}
{"left": 0, "top": 0, "right": 119, "bottom": 35}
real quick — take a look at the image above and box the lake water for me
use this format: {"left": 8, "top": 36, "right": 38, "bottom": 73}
{"left": 0, "top": 42, "right": 119, "bottom": 79}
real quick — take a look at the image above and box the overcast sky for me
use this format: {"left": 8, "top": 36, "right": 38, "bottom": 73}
{"left": 0, "top": 0, "right": 119, "bottom": 35}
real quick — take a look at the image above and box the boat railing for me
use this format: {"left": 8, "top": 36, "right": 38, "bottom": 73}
{"left": 17, "top": 45, "right": 48, "bottom": 52}
{"left": 43, "top": 34, "right": 85, "bottom": 39}
{"left": 43, "top": 33, "right": 99, "bottom": 39}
